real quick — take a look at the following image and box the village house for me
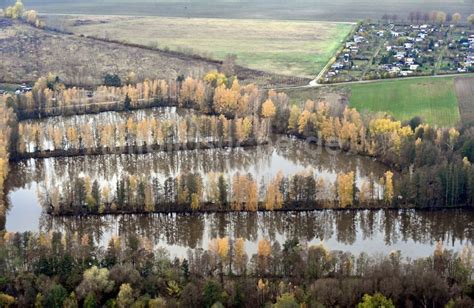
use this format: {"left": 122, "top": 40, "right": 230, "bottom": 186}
{"left": 346, "top": 41, "right": 356, "bottom": 48}
{"left": 395, "top": 51, "right": 406, "bottom": 60}
{"left": 465, "top": 54, "right": 474, "bottom": 67}
{"left": 350, "top": 46, "right": 359, "bottom": 54}
{"left": 325, "top": 21, "right": 471, "bottom": 83}
{"left": 331, "top": 62, "right": 344, "bottom": 70}
{"left": 353, "top": 35, "right": 365, "bottom": 43}
{"left": 389, "top": 66, "right": 401, "bottom": 74}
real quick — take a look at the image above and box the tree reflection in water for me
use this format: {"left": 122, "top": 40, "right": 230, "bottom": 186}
{"left": 7, "top": 136, "right": 387, "bottom": 209}
{"left": 40, "top": 209, "right": 473, "bottom": 258}
{"left": 5, "top": 136, "right": 473, "bottom": 258}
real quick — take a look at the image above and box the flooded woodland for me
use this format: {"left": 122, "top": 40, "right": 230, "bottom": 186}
{"left": 4, "top": 107, "right": 473, "bottom": 259}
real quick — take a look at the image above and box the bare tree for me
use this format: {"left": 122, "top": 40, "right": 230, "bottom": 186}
{"left": 221, "top": 54, "right": 237, "bottom": 77}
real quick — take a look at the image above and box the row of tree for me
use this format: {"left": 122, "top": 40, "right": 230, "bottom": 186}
{"left": 0, "top": 96, "right": 16, "bottom": 229}
{"left": 3, "top": 0, "right": 43, "bottom": 28}
{"left": 42, "top": 169, "right": 393, "bottom": 215}
{"left": 382, "top": 11, "right": 474, "bottom": 26}
{"left": 11, "top": 73, "right": 171, "bottom": 119}
{"left": 0, "top": 231, "right": 472, "bottom": 307}
{"left": 11, "top": 72, "right": 282, "bottom": 120}
{"left": 17, "top": 113, "right": 270, "bottom": 155}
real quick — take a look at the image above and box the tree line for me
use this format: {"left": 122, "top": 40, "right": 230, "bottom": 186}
{"left": 282, "top": 100, "right": 474, "bottom": 208}
{"left": 10, "top": 73, "right": 171, "bottom": 119}
{"left": 42, "top": 169, "right": 393, "bottom": 215}
{"left": 0, "top": 231, "right": 472, "bottom": 307}
{"left": 3, "top": 0, "right": 43, "bottom": 28}
{"left": 16, "top": 112, "right": 270, "bottom": 158}
{"left": 11, "top": 71, "right": 280, "bottom": 121}
{"left": 0, "top": 96, "right": 16, "bottom": 229}
{"left": 379, "top": 10, "right": 474, "bottom": 26}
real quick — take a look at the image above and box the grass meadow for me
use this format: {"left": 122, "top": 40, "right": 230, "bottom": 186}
{"left": 348, "top": 77, "right": 463, "bottom": 127}
{"left": 63, "top": 16, "right": 353, "bottom": 78}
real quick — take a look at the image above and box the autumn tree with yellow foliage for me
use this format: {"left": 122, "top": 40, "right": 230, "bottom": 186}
{"left": 383, "top": 171, "right": 394, "bottom": 205}
{"left": 336, "top": 172, "right": 355, "bottom": 208}
{"left": 264, "top": 172, "right": 284, "bottom": 210}
{"left": 0, "top": 96, "right": 15, "bottom": 225}
{"left": 17, "top": 112, "right": 269, "bottom": 157}
{"left": 261, "top": 99, "right": 276, "bottom": 118}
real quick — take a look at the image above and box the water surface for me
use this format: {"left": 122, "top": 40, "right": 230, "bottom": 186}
{"left": 5, "top": 108, "right": 473, "bottom": 258}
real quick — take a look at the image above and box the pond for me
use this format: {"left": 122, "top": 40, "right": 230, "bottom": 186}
{"left": 4, "top": 108, "right": 474, "bottom": 259}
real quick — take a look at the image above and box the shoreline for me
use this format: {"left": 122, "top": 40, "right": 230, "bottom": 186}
{"left": 11, "top": 139, "right": 268, "bottom": 161}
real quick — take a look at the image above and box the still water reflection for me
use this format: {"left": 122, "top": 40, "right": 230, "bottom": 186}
{"left": 35, "top": 210, "right": 474, "bottom": 259}
{"left": 7, "top": 136, "right": 386, "bottom": 202}
{"left": 5, "top": 136, "right": 473, "bottom": 258}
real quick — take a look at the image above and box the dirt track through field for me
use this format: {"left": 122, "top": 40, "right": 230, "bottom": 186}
{"left": 454, "top": 77, "right": 474, "bottom": 125}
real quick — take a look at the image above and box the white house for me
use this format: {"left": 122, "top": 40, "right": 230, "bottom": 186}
{"left": 331, "top": 62, "right": 344, "bottom": 70}
{"left": 395, "top": 52, "right": 406, "bottom": 60}
{"left": 354, "top": 35, "right": 365, "bottom": 43}
{"left": 389, "top": 67, "right": 401, "bottom": 74}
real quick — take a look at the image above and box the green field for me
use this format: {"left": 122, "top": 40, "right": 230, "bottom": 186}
{"left": 348, "top": 77, "right": 461, "bottom": 127}
{"left": 54, "top": 16, "right": 352, "bottom": 78}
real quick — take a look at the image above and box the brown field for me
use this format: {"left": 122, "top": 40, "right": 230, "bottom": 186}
{"left": 26, "top": 0, "right": 474, "bottom": 22}
{"left": 454, "top": 77, "right": 474, "bottom": 125}
{"left": 43, "top": 15, "right": 352, "bottom": 78}
{"left": 0, "top": 19, "right": 308, "bottom": 87}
